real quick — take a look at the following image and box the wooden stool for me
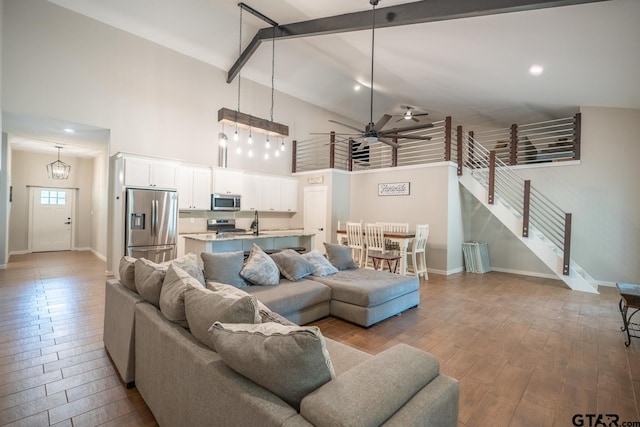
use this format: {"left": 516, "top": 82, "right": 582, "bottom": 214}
{"left": 617, "top": 283, "right": 640, "bottom": 346}
{"left": 368, "top": 253, "right": 401, "bottom": 273}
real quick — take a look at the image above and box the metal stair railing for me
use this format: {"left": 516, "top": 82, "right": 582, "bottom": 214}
{"left": 460, "top": 131, "right": 573, "bottom": 275}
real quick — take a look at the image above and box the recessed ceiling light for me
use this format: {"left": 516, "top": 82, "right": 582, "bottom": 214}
{"left": 354, "top": 84, "right": 361, "bottom": 91}
{"left": 529, "top": 65, "right": 544, "bottom": 76}
{"left": 63, "top": 128, "right": 75, "bottom": 133}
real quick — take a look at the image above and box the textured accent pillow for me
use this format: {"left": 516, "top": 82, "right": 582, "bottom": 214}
{"left": 240, "top": 244, "right": 280, "bottom": 286}
{"left": 184, "top": 285, "right": 261, "bottom": 350}
{"left": 160, "top": 264, "right": 203, "bottom": 328}
{"left": 270, "top": 249, "right": 315, "bottom": 281}
{"left": 134, "top": 258, "right": 169, "bottom": 307}
{"left": 201, "top": 251, "right": 247, "bottom": 288}
{"left": 171, "top": 252, "right": 205, "bottom": 286}
{"left": 209, "top": 322, "right": 335, "bottom": 410}
{"left": 323, "top": 243, "right": 359, "bottom": 270}
{"left": 119, "top": 256, "right": 137, "bottom": 292}
{"left": 302, "top": 250, "right": 339, "bottom": 277}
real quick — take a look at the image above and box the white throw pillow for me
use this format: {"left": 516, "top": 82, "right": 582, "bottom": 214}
{"left": 240, "top": 244, "right": 280, "bottom": 286}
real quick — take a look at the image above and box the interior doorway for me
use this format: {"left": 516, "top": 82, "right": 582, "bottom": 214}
{"left": 29, "top": 187, "right": 76, "bottom": 252}
{"left": 303, "top": 186, "right": 328, "bottom": 252}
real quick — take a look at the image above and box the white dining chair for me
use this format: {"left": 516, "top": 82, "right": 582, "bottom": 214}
{"left": 346, "top": 221, "right": 365, "bottom": 267}
{"left": 364, "top": 223, "right": 386, "bottom": 269}
{"left": 377, "top": 222, "right": 409, "bottom": 252}
{"left": 407, "top": 224, "right": 429, "bottom": 279}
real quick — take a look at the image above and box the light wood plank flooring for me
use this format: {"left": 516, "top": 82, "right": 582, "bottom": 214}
{"left": 0, "top": 251, "right": 638, "bottom": 426}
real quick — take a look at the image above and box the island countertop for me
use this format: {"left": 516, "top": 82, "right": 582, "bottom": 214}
{"left": 183, "top": 230, "right": 315, "bottom": 242}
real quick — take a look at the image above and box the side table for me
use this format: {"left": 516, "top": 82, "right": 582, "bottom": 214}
{"left": 369, "top": 253, "right": 401, "bottom": 273}
{"left": 616, "top": 283, "right": 640, "bottom": 346}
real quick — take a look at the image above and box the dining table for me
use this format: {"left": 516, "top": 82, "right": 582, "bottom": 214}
{"left": 335, "top": 229, "right": 416, "bottom": 276}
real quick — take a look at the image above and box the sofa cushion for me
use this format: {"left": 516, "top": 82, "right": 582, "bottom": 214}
{"left": 240, "top": 244, "right": 280, "bottom": 286}
{"left": 201, "top": 251, "right": 246, "bottom": 288}
{"left": 244, "top": 279, "right": 331, "bottom": 317}
{"left": 160, "top": 264, "right": 203, "bottom": 328}
{"left": 206, "top": 281, "right": 293, "bottom": 324}
{"left": 184, "top": 286, "right": 261, "bottom": 350}
{"left": 270, "top": 249, "right": 315, "bottom": 281}
{"left": 302, "top": 250, "right": 339, "bottom": 277}
{"left": 134, "top": 258, "right": 169, "bottom": 308}
{"left": 209, "top": 322, "right": 335, "bottom": 411}
{"left": 323, "top": 243, "right": 358, "bottom": 270}
{"left": 171, "top": 252, "right": 205, "bottom": 286}
{"left": 119, "top": 256, "right": 137, "bottom": 292}
{"left": 313, "top": 269, "right": 419, "bottom": 307}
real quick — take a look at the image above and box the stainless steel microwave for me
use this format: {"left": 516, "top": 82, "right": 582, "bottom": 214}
{"left": 211, "top": 193, "right": 241, "bottom": 211}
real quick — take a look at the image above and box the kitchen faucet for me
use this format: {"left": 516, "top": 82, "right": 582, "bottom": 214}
{"left": 250, "top": 210, "right": 259, "bottom": 235}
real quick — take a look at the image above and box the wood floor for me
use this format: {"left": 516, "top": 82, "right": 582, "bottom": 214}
{"left": 0, "top": 252, "right": 638, "bottom": 426}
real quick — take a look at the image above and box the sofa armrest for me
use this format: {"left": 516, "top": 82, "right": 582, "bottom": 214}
{"left": 300, "top": 344, "right": 443, "bottom": 427}
{"left": 103, "top": 279, "right": 144, "bottom": 385}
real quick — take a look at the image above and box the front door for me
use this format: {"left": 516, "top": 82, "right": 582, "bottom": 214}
{"left": 30, "top": 188, "right": 74, "bottom": 252}
{"left": 303, "top": 186, "right": 327, "bottom": 252}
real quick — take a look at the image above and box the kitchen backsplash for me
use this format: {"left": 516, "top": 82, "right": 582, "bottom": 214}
{"left": 178, "top": 211, "right": 296, "bottom": 233}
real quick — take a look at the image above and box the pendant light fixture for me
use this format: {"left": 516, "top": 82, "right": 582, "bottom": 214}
{"left": 47, "top": 145, "right": 71, "bottom": 180}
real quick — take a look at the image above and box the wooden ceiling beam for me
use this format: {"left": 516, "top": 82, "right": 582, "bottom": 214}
{"left": 227, "top": 0, "right": 607, "bottom": 83}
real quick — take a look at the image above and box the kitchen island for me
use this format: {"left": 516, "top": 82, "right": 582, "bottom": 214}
{"left": 184, "top": 230, "right": 316, "bottom": 255}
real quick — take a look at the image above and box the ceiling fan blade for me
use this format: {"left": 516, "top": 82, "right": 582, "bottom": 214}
{"left": 378, "top": 138, "right": 399, "bottom": 148}
{"left": 384, "top": 135, "right": 432, "bottom": 141}
{"left": 411, "top": 117, "right": 419, "bottom": 122}
{"left": 328, "top": 119, "right": 364, "bottom": 133}
{"left": 413, "top": 113, "right": 429, "bottom": 117}
{"left": 373, "top": 114, "right": 392, "bottom": 132}
{"left": 381, "top": 123, "right": 434, "bottom": 134}
{"left": 310, "top": 132, "right": 363, "bottom": 136}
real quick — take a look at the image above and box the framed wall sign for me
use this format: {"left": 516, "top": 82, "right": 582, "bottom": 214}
{"left": 378, "top": 182, "right": 410, "bottom": 196}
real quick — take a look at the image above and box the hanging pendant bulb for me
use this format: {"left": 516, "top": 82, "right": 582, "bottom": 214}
{"left": 275, "top": 149, "right": 280, "bottom": 157}
{"left": 233, "top": 127, "right": 239, "bottom": 141}
{"left": 266, "top": 135, "right": 270, "bottom": 149}
{"left": 264, "top": 152, "right": 270, "bottom": 160}
{"left": 248, "top": 128, "right": 253, "bottom": 145}
{"left": 280, "top": 139, "right": 285, "bottom": 152}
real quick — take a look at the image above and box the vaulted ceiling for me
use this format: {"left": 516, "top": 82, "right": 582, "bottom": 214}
{"left": 37, "top": 0, "right": 640, "bottom": 131}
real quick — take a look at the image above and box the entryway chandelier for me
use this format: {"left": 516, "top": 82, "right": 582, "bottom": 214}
{"left": 47, "top": 145, "right": 71, "bottom": 180}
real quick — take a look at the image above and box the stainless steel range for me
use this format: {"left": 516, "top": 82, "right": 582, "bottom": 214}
{"left": 206, "top": 219, "right": 249, "bottom": 236}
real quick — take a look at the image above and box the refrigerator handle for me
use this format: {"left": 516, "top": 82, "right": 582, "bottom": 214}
{"left": 151, "top": 199, "right": 157, "bottom": 237}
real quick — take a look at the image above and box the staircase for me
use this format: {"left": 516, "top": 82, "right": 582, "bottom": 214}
{"left": 458, "top": 133, "right": 598, "bottom": 294}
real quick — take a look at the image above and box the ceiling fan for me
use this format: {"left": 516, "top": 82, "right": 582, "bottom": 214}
{"left": 395, "top": 105, "right": 429, "bottom": 122}
{"left": 316, "top": 0, "right": 433, "bottom": 149}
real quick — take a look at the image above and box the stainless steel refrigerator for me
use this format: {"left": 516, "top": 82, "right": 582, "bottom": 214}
{"left": 125, "top": 188, "right": 178, "bottom": 262}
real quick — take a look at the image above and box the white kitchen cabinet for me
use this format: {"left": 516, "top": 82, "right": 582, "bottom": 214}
{"left": 261, "top": 176, "right": 281, "bottom": 212}
{"left": 213, "top": 168, "right": 244, "bottom": 195}
{"left": 124, "top": 157, "right": 178, "bottom": 189}
{"left": 280, "top": 178, "right": 298, "bottom": 212}
{"left": 178, "top": 165, "right": 212, "bottom": 210}
{"left": 242, "top": 173, "right": 262, "bottom": 211}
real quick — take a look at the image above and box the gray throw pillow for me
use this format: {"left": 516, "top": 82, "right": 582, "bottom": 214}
{"left": 184, "top": 285, "right": 261, "bottom": 350}
{"left": 302, "top": 249, "right": 339, "bottom": 277}
{"left": 160, "top": 264, "right": 203, "bottom": 328}
{"left": 134, "top": 258, "right": 169, "bottom": 307}
{"left": 209, "top": 322, "right": 335, "bottom": 411}
{"left": 240, "top": 244, "right": 280, "bottom": 286}
{"left": 323, "top": 243, "right": 359, "bottom": 270}
{"left": 270, "top": 249, "right": 315, "bottom": 281}
{"left": 201, "top": 251, "right": 246, "bottom": 288}
{"left": 119, "top": 256, "right": 137, "bottom": 292}
{"left": 171, "top": 252, "right": 205, "bottom": 285}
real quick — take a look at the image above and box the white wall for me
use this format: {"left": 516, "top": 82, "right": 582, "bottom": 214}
{"left": 463, "top": 106, "right": 640, "bottom": 283}
{"left": 8, "top": 150, "right": 94, "bottom": 253}
{"left": 91, "top": 151, "right": 109, "bottom": 260}
{"left": 0, "top": 0, "right": 6, "bottom": 267}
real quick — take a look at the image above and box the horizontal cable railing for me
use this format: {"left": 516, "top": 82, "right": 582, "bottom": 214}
{"left": 461, "top": 131, "right": 573, "bottom": 274}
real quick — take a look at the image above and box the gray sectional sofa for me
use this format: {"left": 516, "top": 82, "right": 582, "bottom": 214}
{"left": 103, "top": 249, "right": 459, "bottom": 426}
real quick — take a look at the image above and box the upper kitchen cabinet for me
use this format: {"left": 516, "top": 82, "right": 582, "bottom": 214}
{"left": 261, "top": 175, "right": 281, "bottom": 212}
{"left": 242, "top": 173, "right": 262, "bottom": 211}
{"left": 178, "top": 165, "right": 212, "bottom": 210}
{"left": 280, "top": 178, "right": 298, "bottom": 212}
{"left": 213, "top": 168, "right": 244, "bottom": 195}
{"left": 124, "top": 157, "right": 178, "bottom": 189}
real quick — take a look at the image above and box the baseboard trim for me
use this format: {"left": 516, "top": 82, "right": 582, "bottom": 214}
{"left": 490, "top": 267, "right": 561, "bottom": 280}
{"left": 89, "top": 248, "right": 107, "bottom": 262}
{"left": 0, "top": 264, "right": 6, "bottom": 270}
{"left": 9, "top": 250, "right": 30, "bottom": 256}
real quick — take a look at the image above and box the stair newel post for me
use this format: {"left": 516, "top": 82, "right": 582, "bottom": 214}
{"left": 392, "top": 137, "right": 398, "bottom": 167}
{"left": 488, "top": 150, "right": 496, "bottom": 204}
{"left": 348, "top": 139, "right": 354, "bottom": 172}
{"left": 456, "top": 125, "right": 463, "bottom": 176}
{"left": 510, "top": 124, "right": 518, "bottom": 165}
{"left": 329, "top": 131, "right": 336, "bottom": 169}
{"left": 444, "top": 116, "right": 452, "bottom": 161}
{"left": 563, "top": 213, "right": 572, "bottom": 275}
{"left": 468, "top": 131, "right": 475, "bottom": 169}
{"left": 292, "top": 140, "right": 297, "bottom": 173}
{"left": 573, "top": 113, "right": 581, "bottom": 161}
{"left": 523, "top": 180, "right": 531, "bottom": 237}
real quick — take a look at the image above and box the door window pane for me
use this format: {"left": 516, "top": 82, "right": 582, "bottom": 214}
{"left": 40, "top": 190, "right": 66, "bottom": 205}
